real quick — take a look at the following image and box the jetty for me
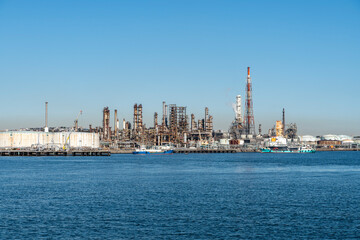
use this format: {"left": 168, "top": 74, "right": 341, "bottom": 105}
{"left": 0, "top": 150, "right": 111, "bottom": 157}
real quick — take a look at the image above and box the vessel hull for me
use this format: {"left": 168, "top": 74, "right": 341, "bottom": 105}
{"left": 132, "top": 150, "right": 174, "bottom": 155}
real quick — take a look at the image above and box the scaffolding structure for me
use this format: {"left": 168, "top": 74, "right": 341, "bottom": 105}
{"left": 102, "top": 107, "right": 111, "bottom": 141}
{"left": 100, "top": 102, "right": 213, "bottom": 148}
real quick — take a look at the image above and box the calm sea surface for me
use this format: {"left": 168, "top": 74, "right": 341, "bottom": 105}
{"left": 1, "top": 152, "right": 360, "bottom": 239}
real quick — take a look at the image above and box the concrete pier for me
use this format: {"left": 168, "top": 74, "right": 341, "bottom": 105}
{"left": 110, "top": 148, "right": 259, "bottom": 154}
{"left": 0, "top": 150, "right": 111, "bottom": 157}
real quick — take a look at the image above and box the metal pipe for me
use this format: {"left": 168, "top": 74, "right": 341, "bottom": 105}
{"left": 45, "top": 102, "right": 48, "bottom": 132}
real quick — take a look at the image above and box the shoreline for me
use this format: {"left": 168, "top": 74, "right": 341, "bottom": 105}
{"left": 110, "top": 148, "right": 360, "bottom": 154}
{"left": 0, "top": 148, "right": 358, "bottom": 157}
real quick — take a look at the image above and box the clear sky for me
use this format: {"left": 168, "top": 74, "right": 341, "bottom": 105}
{"left": 0, "top": 0, "right": 359, "bottom": 135}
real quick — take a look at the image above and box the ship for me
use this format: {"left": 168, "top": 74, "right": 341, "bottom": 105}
{"left": 132, "top": 145, "right": 174, "bottom": 155}
{"left": 261, "top": 137, "right": 315, "bottom": 153}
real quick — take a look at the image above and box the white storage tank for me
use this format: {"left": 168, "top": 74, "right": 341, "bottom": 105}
{"left": 0, "top": 131, "right": 100, "bottom": 149}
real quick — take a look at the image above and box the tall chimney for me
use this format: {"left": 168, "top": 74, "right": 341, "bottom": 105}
{"left": 45, "top": 102, "right": 49, "bottom": 132}
{"left": 114, "top": 109, "right": 118, "bottom": 137}
{"left": 162, "top": 101, "right": 166, "bottom": 126}
{"left": 165, "top": 104, "right": 168, "bottom": 127}
{"left": 282, "top": 108, "right": 285, "bottom": 136}
{"left": 204, "top": 107, "right": 209, "bottom": 131}
{"left": 244, "top": 66, "right": 255, "bottom": 135}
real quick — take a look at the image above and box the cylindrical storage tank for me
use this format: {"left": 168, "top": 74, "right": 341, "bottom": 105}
{"left": 0, "top": 131, "right": 100, "bottom": 149}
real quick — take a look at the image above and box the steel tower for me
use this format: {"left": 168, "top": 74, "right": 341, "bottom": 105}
{"left": 244, "top": 67, "right": 255, "bottom": 135}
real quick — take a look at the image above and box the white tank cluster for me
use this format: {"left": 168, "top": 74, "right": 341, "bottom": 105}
{"left": 0, "top": 131, "right": 100, "bottom": 150}
{"left": 0, "top": 102, "right": 100, "bottom": 150}
{"left": 320, "top": 134, "right": 352, "bottom": 141}
{"left": 299, "top": 135, "right": 357, "bottom": 145}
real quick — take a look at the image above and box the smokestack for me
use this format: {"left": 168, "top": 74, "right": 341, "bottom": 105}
{"left": 162, "top": 101, "right": 166, "bottom": 116}
{"left": 45, "top": 102, "right": 49, "bottom": 132}
{"left": 204, "top": 107, "right": 209, "bottom": 131}
{"left": 282, "top": 108, "right": 285, "bottom": 135}
{"left": 114, "top": 109, "right": 118, "bottom": 136}
{"left": 162, "top": 101, "right": 166, "bottom": 126}
{"left": 244, "top": 66, "right": 255, "bottom": 135}
{"left": 165, "top": 104, "right": 168, "bottom": 127}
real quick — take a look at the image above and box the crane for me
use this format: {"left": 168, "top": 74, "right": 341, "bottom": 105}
{"left": 74, "top": 110, "right": 82, "bottom": 132}
{"left": 63, "top": 110, "right": 82, "bottom": 151}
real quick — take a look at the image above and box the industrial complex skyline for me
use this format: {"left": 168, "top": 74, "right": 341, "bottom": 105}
{"left": 0, "top": 0, "right": 359, "bottom": 135}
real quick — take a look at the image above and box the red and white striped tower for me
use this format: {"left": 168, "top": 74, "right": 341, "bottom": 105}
{"left": 244, "top": 67, "right": 255, "bottom": 135}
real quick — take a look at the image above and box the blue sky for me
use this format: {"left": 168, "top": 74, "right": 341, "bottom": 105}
{"left": 0, "top": 0, "right": 359, "bottom": 135}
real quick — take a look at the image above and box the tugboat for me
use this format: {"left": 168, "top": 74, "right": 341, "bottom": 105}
{"left": 133, "top": 145, "right": 174, "bottom": 155}
{"left": 298, "top": 145, "right": 316, "bottom": 153}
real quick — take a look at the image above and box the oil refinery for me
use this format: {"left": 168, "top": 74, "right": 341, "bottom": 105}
{"left": 0, "top": 67, "right": 359, "bottom": 155}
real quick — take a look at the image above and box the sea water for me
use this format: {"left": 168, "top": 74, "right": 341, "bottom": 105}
{"left": 1, "top": 152, "right": 360, "bottom": 239}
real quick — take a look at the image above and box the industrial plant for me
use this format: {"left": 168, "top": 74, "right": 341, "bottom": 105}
{"left": 95, "top": 102, "right": 214, "bottom": 150}
{"left": 0, "top": 67, "right": 359, "bottom": 155}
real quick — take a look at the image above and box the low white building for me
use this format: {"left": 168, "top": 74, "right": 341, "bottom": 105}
{"left": 0, "top": 131, "right": 100, "bottom": 149}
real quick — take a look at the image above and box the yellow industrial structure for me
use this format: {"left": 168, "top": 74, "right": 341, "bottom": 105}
{"left": 276, "top": 120, "right": 283, "bottom": 137}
